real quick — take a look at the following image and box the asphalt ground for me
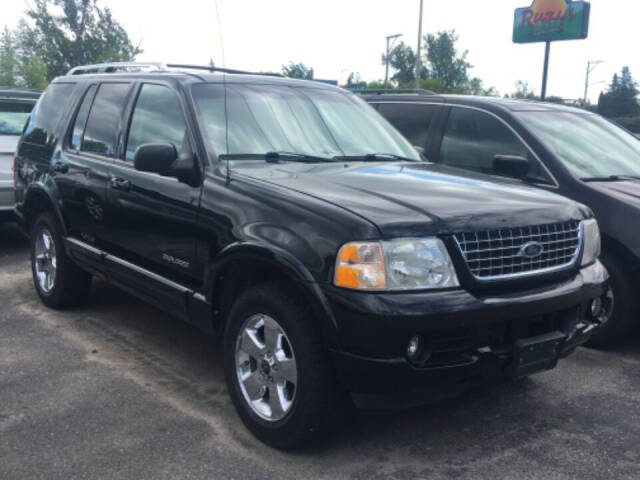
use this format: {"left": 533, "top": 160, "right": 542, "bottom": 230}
{"left": 1, "top": 222, "right": 639, "bottom": 480}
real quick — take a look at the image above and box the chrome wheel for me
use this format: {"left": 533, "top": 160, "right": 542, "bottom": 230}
{"left": 592, "top": 287, "right": 615, "bottom": 325}
{"left": 235, "top": 314, "right": 297, "bottom": 422}
{"left": 34, "top": 228, "right": 57, "bottom": 293}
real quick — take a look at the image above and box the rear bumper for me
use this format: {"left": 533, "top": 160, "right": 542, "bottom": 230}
{"left": 324, "top": 261, "right": 608, "bottom": 408}
{"left": 0, "top": 179, "right": 14, "bottom": 220}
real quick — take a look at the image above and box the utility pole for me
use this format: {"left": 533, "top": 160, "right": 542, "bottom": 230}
{"left": 584, "top": 60, "right": 603, "bottom": 104}
{"left": 415, "top": 0, "right": 424, "bottom": 89}
{"left": 384, "top": 34, "right": 403, "bottom": 88}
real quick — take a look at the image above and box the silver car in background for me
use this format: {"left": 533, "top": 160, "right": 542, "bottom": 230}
{"left": 0, "top": 88, "right": 41, "bottom": 221}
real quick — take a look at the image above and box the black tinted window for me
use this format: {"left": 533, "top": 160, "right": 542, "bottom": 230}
{"left": 23, "top": 83, "right": 76, "bottom": 146}
{"left": 440, "top": 107, "right": 528, "bottom": 174}
{"left": 82, "top": 83, "right": 131, "bottom": 157}
{"left": 71, "top": 85, "right": 97, "bottom": 150}
{"left": 377, "top": 103, "right": 438, "bottom": 148}
{"left": 126, "top": 84, "right": 188, "bottom": 161}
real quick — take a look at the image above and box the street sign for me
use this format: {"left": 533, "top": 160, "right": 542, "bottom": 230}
{"left": 513, "top": 0, "right": 590, "bottom": 44}
{"left": 344, "top": 82, "right": 367, "bottom": 92}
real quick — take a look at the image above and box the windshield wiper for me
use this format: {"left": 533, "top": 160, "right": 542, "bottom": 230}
{"left": 333, "top": 153, "right": 420, "bottom": 162}
{"left": 582, "top": 175, "right": 640, "bottom": 182}
{"left": 219, "top": 151, "right": 335, "bottom": 163}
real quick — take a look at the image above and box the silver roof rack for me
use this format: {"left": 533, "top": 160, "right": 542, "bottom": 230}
{"left": 67, "top": 62, "right": 169, "bottom": 76}
{"left": 67, "top": 61, "right": 285, "bottom": 78}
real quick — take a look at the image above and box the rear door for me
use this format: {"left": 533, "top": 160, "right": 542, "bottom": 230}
{"left": 101, "top": 82, "right": 203, "bottom": 314}
{"left": 374, "top": 102, "right": 443, "bottom": 159}
{"left": 59, "top": 81, "right": 134, "bottom": 273}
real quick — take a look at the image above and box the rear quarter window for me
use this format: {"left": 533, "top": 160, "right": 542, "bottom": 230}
{"left": 23, "top": 83, "right": 76, "bottom": 146}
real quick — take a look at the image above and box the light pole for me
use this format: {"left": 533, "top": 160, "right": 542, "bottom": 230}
{"left": 584, "top": 60, "right": 603, "bottom": 104}
{"left": 384, "top": 34, "right": 403, "bottom": 88}
{"left": 415, "top": 0, "right": 424, "bottom": 89}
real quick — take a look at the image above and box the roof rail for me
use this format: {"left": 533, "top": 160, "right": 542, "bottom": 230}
{"left": 166, "top": 64, "right": 284, "bottom": 77}
{"left": 67, "top": 61, "right": 284, "bottom": 78}
{"left": 359, "top": 89, "right": 436, "bottom": 95}
{"left": 67, "top": 62, "right": 169, "bottom": 75}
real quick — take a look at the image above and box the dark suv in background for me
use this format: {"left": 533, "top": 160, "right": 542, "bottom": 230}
{"left": 14, "top": 63, "right": 607, "bottom": 448}
{"left": 0, "top": 88, "right": 41, "bottom": 220}
{"left": 365, "top": 91, "right": 640, "bottom": 347}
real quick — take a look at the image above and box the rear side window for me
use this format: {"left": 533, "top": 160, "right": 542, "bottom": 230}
{"left": 82, "top": 83, "right": 131, "bottom": 157}
{"left": 70, "top": 85, "right": 97, "bottom": 150}
{"left": 23, "top": 83, "right": 76, "bottom": 146}
{"left": 125, "top": 84, "right": 188, "bottom": 161}
{"left": 376, "top": 103, "right": 439, "bottom": 149}
{"left": 440, "top": 107, "right": 529, "bottom": 173}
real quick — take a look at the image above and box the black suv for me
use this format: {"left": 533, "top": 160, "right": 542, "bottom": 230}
{"left": 15, "top": 63, "right": 607, "bottom": 448}
{"left": 364, "top": 91, "right": 639, "bottom": 347}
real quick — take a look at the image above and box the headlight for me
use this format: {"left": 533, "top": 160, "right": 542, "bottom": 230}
{"left": 581, "top": 219, "right": 601, "bottom": 266}
{"left": 334, "top": 238, "right": 459, "bottom": 291}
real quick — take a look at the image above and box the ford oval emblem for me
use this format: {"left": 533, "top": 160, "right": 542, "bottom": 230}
{"left": 519, "top": 241, "right": 544, "bottom": 259}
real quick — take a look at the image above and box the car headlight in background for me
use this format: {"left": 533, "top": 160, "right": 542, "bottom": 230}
{"left": 581, "top": 219, "right": 601, "bottom": 266}
{"left": 334, "top": 238, "right": 459, "bottom": 291}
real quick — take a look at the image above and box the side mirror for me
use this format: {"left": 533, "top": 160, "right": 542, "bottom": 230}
{"left": 134, "top": 143, "right": 195, "bottom": 182}
{"left": 493, "top": 154, "right": 530, "bottom": 180}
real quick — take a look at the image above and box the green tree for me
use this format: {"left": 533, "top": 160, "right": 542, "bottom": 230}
{"left": 511, "top": 80, "right": 538, "bottom": 100}
{"left": 598, "top": 67, "right": 640, "bottom": 118}
{"left": 385, "top": 42, "right": 427, "bottom": 87}
{"left": 282, "top": 62, "right": 313, "bottom": 79}
{"left": 424, "top": 30, "right": 471, "bottom": 90}
{"left": 16, "top": 0, "right": 142, "bottom": 81}
{"left": 0, "top": 26, "right": 19, "bottom": 87}
{"left": 21, "top": 56, "right": 48, "bottom": 89}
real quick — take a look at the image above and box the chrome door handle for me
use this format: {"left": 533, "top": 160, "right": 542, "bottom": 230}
{"left": 52, "top": 162, "right": 68, "bottom": 173}
{"left": 110, "top": 177, "right": 131, "bottom": 192}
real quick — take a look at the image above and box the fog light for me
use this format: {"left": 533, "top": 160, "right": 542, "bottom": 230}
{"left": 407, "top": 335, "right": 423, "bottom": 359}
{"left": 590, "top": 297, "right": 603, "bottom": 318}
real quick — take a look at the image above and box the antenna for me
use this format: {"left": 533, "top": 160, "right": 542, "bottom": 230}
{"left": 214, "top": 0, "right": 231, "bottom": 184}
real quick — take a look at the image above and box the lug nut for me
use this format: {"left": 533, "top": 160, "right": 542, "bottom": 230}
{"left": 258, "top": 385, "right": 267, "bottom": 397}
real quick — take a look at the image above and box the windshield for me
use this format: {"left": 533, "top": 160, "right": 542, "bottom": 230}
{"left": 191, "top": 83, "right": 421, "bottom": 161}
{"left": 517, "top": 111, "right": 640, "bottom": 179}
{"left": 0, "top": 101, "right": 34, "bottom": 135}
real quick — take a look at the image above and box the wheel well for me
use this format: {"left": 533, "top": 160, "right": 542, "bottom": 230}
{"left": 601, "top": 233, "right": 640, "bottom": 280}
{"left": 24, "top": 191, "right": 55, "bottom": 230}
{"left": 212, "top": 257, "right": 314, "bottom": 335}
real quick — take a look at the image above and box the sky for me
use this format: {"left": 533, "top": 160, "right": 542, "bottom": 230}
{"left": 3, "top": 0, "right": 639, "bottom": 102}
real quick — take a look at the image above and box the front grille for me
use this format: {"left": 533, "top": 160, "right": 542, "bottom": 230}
{"left": 453, "top": 220, "right": 582, "bottom": 281}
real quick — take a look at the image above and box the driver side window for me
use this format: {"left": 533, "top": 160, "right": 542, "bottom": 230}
{"left": 126, "top": 84, "right": 189, "bottom": 161}
{"left": 440, "top": 107, "right": 529, "bottom": 175}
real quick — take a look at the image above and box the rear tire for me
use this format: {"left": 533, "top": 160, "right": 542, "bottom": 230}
{"left": 586, "top": 252, "right": 637, "bottom": 348}
{"left": 30, "top": 212, "right": 92, "bottom": 309}
{"left": 223, "top": 282, "right": 344, "bottom": 449}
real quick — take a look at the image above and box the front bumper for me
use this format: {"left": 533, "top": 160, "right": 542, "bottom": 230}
{"left": 323, "top": 261, "right": 608, "bottom": 408}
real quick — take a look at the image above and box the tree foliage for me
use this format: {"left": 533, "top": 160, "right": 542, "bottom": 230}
{"left": 0, "top": 27, "right": 20, "bottom": 87}
{"left": 424, "top": 30, "right": 471, "bottom": 90}
{"left": 381, "top": 30, "right": 496, "bottom": 96}
{"left": 385, "top": 42, "right": 427, "bottom": 86}
{"left": 16, "top": 0, "right": 142, "bottom": 81}
{"left": 282, "top": 62, "right": 314, "bottom": 79}
{"left": 598, "top": 67, "right": 640, "bottom": 118}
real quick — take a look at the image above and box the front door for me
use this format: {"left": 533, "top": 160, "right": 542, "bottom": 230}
{"left": 102, "top": 82, "right": 202, "bottom": 316}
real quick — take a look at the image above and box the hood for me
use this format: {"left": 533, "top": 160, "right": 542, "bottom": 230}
{"left": 587, "top": 179, "right": 640, "bottom": 207}
{"left": 235, "top": 161, "right": 589, "bottom": 237}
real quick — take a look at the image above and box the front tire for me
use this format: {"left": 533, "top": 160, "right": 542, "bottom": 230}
{"left": 586, "top": 252, "right": 637, "bottom": 348}
{"left": 223, "top": 282, "right": 343, "bottom": 449}
{"left": 30, "top": 212, "right": 92, "bottom": 309}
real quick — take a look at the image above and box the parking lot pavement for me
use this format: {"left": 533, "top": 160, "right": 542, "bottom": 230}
{"left": 1, "top": 222, "right": 640, "bottom": 480}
